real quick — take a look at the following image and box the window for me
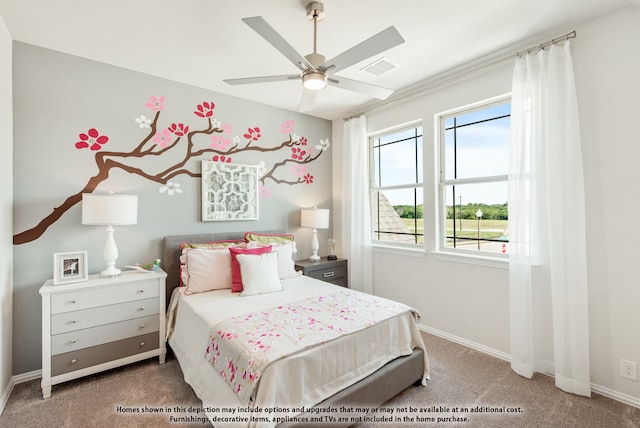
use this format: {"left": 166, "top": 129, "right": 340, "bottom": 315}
{"left": 437, "top": 96, "right": 510, "bottom": 256}
{"left": 370, "top": 123, "right": 423, "bottom": 246}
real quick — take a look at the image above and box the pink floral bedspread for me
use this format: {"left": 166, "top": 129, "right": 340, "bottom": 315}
{"left": 204, "top": 288, "right": 415, "bottom": 404}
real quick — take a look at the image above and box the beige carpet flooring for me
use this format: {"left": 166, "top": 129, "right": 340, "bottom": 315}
{"left": 1, "top": 332, "right": 639, "bottom": 427}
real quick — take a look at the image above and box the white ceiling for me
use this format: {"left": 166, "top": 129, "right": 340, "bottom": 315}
{"left": 0, "top": 0, "right": 631, "bottom": 120}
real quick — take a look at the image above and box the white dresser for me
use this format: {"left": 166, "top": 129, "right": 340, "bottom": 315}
{"left": 39, "top": 269, "right": 167, "bottom": 398}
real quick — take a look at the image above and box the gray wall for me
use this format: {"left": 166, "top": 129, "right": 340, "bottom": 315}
{"left": 1, "top": 14, "right": 13, "bottom": 398}
{"left": 12, "top": 43, "right": 332, "bottom": 374}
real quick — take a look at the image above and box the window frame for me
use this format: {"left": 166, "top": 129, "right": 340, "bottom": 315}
{"left": 369, "top": 120, "right": 425, "bottom": 251}
{"left": 434, "top": 94, "right": 511, "bottom": 264}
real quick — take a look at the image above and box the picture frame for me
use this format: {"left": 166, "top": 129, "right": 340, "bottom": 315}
{"left": 201, "top": 161, "right": 259, "bottom": 221}
{"left": 53, "top": 251, "right": 88, "bottom": 285}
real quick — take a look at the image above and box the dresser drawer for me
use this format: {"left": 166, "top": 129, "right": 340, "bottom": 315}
{"left": 52, "top": 332, "right": 159, "bottom": 376}
{"left": 308, "top": 265, "right": 347, "bottom": 282}
{"left": 51, "top": 298, "right": 159, "bottom": 335}
{"left": 51, "top": 281, "right": 159, "bottom": 314}
{"left": 51, "top": 315, "right": 159, "bottom": 355}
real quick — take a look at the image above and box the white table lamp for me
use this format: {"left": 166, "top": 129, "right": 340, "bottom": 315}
{"left": 82, "top": 193, "right": 138, "bottom": 277}
{"left": 300, "top": 207, "right": 329, "bottom": 262}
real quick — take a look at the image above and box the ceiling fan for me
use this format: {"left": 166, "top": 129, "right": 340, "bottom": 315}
{"left": 223, "top": 1, "right": 405, "bottom": 112}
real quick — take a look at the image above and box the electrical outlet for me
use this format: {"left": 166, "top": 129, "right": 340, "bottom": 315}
{"left": 620, "top": 359, "right": 638, "bottom": 381}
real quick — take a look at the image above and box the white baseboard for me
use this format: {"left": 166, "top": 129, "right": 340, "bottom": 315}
{"left": 419, "top": 323, "right": 511, "bottom": 362}
{"left": 0, "top": 378, "right": 13, "bottom": 416}
{"left": 591, "top": 383, "right": 640, "bottom": 409}
{"left": 0, "top": 369, "right": 41, "bottom": 416}
{"left": 418, "top": 323, "right": 640, "bottom": 410}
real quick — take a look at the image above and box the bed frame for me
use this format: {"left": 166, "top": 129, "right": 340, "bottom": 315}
{"left": 163, "top": 232, "right": 425, "bottom": 427}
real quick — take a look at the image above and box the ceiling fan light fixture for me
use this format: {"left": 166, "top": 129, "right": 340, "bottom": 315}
{"left": 302, "top": 71, "right": 327, "bottom": 90}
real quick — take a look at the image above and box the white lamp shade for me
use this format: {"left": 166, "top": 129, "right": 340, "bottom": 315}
{"left": 301, "top": 208, "right": 329, "bottom": 229}
{"left": 82, "top": 194, "right": 138, "bottom": 225}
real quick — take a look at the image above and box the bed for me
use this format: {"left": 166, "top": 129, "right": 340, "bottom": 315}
{"left": 164, "top": 232, "right": 429, "bottom": 427}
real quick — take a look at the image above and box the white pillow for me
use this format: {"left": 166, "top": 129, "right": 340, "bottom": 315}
{"left": 236, "top": 252, "right": 283, "bottom": 297}
{"left": 270, "top": 241, "right": 299, "bottom": 279}
{"left": 181, "top": 247, "right": 233, "bottom": 294}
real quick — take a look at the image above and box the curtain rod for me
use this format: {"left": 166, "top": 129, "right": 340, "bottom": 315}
{"left": 343, "top": 113, "right": 363, "bottom": 122}
{"left": 352, "top": 30, "right": 577, "bottom": 119}
{"left": 515, "top": 30, "right": 576, "bottom": 57}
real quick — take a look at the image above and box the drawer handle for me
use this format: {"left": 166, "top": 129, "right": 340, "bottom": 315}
{"left": 323, "top": 271, "right": 335, "bottom": 278}
{"left": 139, "top": 324, "right": 145, "bottom": 329}
{"left": 71, "top": 300, "right": 77, "bottom": 304}
{"left": 140, "top": 342, "right": 145, "bottom": 347}
{"left": 138, "top": 307, "right": 145, "bottom": 311}
{"left": 71, "top": 339, "right": 77, "bottom": 344}
{"left": 71, "top": 359, "right": 77, "bottom": 364}
{"left": 137, "top": 289, "right": 145, "bottom": 294}
{"left": 70, "top": 320, "right": 77, "bottom": 324}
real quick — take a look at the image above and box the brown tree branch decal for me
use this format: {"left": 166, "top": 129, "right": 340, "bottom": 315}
{"left": 13, "top": 97, "right": 330, "bottom": 245}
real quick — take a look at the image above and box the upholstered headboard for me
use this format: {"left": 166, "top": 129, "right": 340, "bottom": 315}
{"left": 162, "top": 230, "right": 285, "bottom": 305}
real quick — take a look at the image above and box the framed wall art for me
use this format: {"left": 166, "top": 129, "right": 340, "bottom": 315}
{"left": 53, "top": 251, "right": 88, "bottom": 285}
{"left": 201, "top": 161, "right": 259, "bottom": 221}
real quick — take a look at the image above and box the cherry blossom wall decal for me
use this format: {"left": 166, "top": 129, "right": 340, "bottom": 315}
{"left": 13, "top": 96, "right": 329, "bottom": 244}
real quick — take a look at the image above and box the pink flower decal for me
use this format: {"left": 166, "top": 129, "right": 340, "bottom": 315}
{"left": 259, "top": 185, "right": 272, "bottom": 198}
{"left": 145, "top": 96, "right": 165, "bottom": 111}
{"left": 211, "top": 135, "right": 231, "bottom": 151}
{"left": 299, "top": 136, "right": 308, "bottom": 146}
{"left": 280, "top": 120, "right": 294, "bottom": 134}
{"left": 153, "top": 128, "right": 172, "bottom": 148}
{"left": 291, "top": 147, "right": 307, "bottom": 160}
{"left": 243, "top": 127, "right": 261, "bottom": 141}
{"left": 212, "top": 155, "right": 232, "bottom": 163}
{"left": 75, "top": 128, "right": 109, "bottom": 151}
{"left": 291, "top": 164, "right": 307, "bottom": 177}
{"left": 168, "top": 123, "right": 189, "bottom": 136}
{"left": 304, "top": 173, "right": 314, "bottom": 184}
{"left": 221, "top": 123, "right": 233, "bottom": 134}
{"left": 194, "top": 101, "right": 215, "bottom": 118}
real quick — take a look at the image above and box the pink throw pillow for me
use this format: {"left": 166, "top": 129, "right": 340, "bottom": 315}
{"left": 229, "top": 245, "right": 272, "bottom": 292}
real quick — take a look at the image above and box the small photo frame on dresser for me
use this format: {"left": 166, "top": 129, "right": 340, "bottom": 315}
{"left": 53, "top": 251, "right": 88, "bottom": 285}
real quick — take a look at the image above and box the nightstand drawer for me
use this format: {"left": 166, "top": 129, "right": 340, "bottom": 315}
{"left": 51, "top": 315, "right": 159, "bottom": 355}
{"left": 51, "top": 281, "right": 159, "bottom": 314}
{"left": 295, "top": 258, "right": 349, "bottom": 287}
{"left": 51, "top": 298, "right": 159, "bottom": 335}
{"left": 308, "top": 265, "right": 347, "bottom": 282}
{"left": 52, "top": 332, "right": 159, "bottom": 376}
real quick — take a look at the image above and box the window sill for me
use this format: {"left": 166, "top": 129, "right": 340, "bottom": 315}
{"left": 431, "top": 250, "right": 509, "bottom": 269}
{"left": 372, "top": 244, "right": 426, "bottom": 258}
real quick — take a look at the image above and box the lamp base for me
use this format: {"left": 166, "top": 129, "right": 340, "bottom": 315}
{"left": 309, "top": 228, "right": 321, "bottom": 262}
{"left": 101, "top": 225, "right": 121, "bottom": 278}
{"left": 100, "top": 267, "right": 121, "bottom": 278}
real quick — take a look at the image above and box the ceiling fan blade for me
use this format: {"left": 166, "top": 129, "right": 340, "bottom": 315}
{"left": 223, "top": 74, "right": 300, "bottom": 85}
{"left": 298, "top": 89, "right": 317, "bottom": 112}
{"left": 328, "top": 76, "right": 394, "bottom": 100}
{"left": 242, "top": 17, "right": 313, "bottom": 71}
{"left": 321, "top": 26, "right": 404, "bottom": 74}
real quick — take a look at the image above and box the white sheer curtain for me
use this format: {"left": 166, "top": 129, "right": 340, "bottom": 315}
{"left": 508, "top": 41, "right": 591, "bottom": 396}
{"left": 342, "top": 115, "right": 373, "bottom": 294}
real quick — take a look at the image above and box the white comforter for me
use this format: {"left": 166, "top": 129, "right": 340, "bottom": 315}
{"left": 166, "top": 275, "right": 429, "bottom": 428}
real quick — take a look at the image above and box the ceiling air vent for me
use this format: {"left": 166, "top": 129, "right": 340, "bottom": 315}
{"left": 362, "top": 58, "right": 398, "bottom": 76}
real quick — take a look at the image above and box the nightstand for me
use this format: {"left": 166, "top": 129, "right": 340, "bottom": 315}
{"left": 39, "top": 269, "right": 167, "bottom": 398}
{"left": 295, "top": 257, "right": 348, "bottom": 287}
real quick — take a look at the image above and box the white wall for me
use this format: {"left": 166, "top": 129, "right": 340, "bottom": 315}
{"left": 0, "top": 12, "right": 13, "bottom": 409}
{"left": 333, "top": 5, "right": 640, "bottom": 404}
{"left": 571, "top": 5, "right": 640, "bottom": 402}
